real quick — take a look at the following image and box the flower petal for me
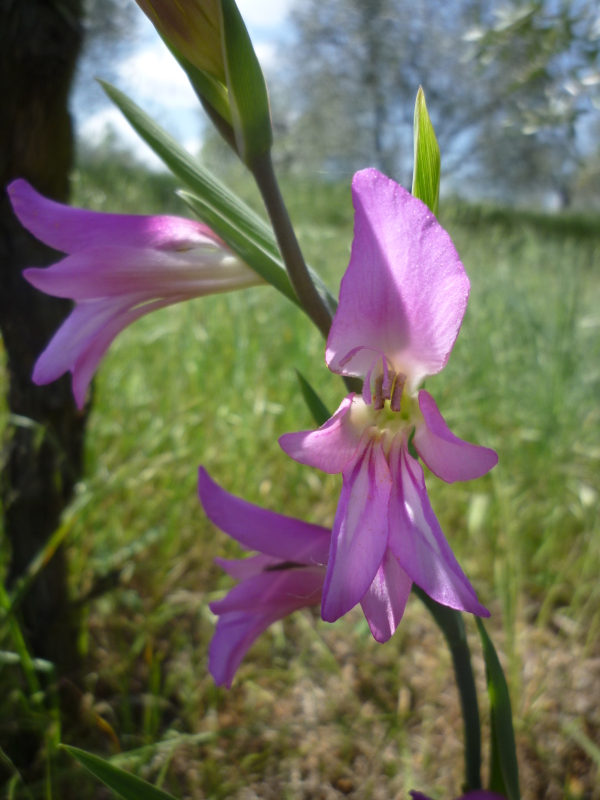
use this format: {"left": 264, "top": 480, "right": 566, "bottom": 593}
{"left": 326, "top": 169, "right": 470, "bottom": 389}
{"left": 8, "top": 179, "right": 220, "bottom": 254}
{"left": 23, "top": 246, "right": 258, "bottom": 301}
{"left": 413, "top": 390, "right": 498, "bottom": 483}
{"left": 199, "top": 467, "right": 330, "bottom": 566}
{"left": 360, "top": 549, "right": 412, "bottom": 643}
{"left": 33, "top": 294, "right": 186, "bottom": 409}
{"left": 214, "top": 554, "right": 280, "bottom": 580}
{"left": 388, "top": 437, "right": 489, "bottom": 617}
{"left": 279, "top": 394, "right": 365, "bottom": 474}
{"left": 321, "top": 435, "right": 392, "bottom": 622}
{"left": 208, "top": 568, "right": 324, "bottom": 687}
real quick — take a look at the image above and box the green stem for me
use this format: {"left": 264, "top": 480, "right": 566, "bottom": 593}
{"left": 250, "top": 151, "right": 362, "bottom": 395}
{"left": 250, "top": 151, "right": 333, "bottom": 340}
{"left": 413, "top": 586, "right": 482, "bottom": 791}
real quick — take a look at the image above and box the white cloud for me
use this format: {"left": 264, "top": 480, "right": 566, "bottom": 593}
{"left": 117, "top": 43, "right": 198, "bottom": 110}
{"left": 78, "top": 107, "right": 165, "bottom": 170}
{"left": 236, "top": 0, "right": 295, "bottom": 28}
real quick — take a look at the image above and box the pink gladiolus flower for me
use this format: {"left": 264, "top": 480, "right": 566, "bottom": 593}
{"left": 8, "top": 179, "right": 262, "bottom": 409}
{"left": 198, "top": 467, "right": 329, "bottom": 688}
{"left": 280, "top": 169, "right": 497, "bottom": 638}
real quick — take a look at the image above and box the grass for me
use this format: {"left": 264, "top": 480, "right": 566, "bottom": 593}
{"left": 1, "top": 153, "right": 600, "bottom": 798}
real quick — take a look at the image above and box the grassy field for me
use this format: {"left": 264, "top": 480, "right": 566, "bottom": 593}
{"left": 1, "top": 153, "right": 600, "bottom": 799}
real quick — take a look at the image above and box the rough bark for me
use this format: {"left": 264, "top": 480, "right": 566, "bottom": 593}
{"left": 0, "top": 0, "right": 86, "bottom": 677}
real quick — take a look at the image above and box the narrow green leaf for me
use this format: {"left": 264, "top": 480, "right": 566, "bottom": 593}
{"left": 412, "top": 86, "right": 441, "bottom": 215}
{"left": 476, "top": 618, "right": 520, "bottom": 800}
{"left": 64, "top": 746, "right": 178, "bottom": 800}
{"left": 295, "top": 371, "right": 331, "bottom": 427}
{"left": 220, "top": 0, "right": 272, "bottom": 162}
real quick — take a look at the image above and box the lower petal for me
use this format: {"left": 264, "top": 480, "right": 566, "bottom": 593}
{"left": 388, "top": 437, "right": 489, "bottom": 617}
{"left": 208, "top": 568, "right": 324, "bottom": 687}
{"left": 360, "top": 549, "right": 412, "bottom": 643}
{"left": 279, "top": 394, "right": 364, "bottom": 474}
{"left": 413, "top": 390, "right": 498, "bottom": 483}
{"left": 321, "top": 435, "right": 392, "bottom": 622}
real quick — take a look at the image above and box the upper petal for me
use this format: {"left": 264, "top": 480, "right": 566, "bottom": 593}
{"left": 360, "top": 548, "right": 412, "bottom": 643}
{"left": 8, "top": 179, "right": 220, "bottom": 254}
{"left": 321, "top": 435, "right": 392, "bottom": 622}
{"left": 388, "top": 437, "right": 489, "bottom": 617}
{"left": 414, "top": 390, "right": 498, "bottom": 483}
{"left": 199, "top": 467, "right": 331, "bottom": 566}
{"left": 279, "top": 393, "right": 365, "bottom": 475}
{"left": 326, "top": 169, "right": 470, "bottom": 389}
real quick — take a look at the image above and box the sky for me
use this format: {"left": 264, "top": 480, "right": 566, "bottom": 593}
{"left": 75, "top": 0, "right": 295, "bottom": 168}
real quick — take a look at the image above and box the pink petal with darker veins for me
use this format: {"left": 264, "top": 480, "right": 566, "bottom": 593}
{"left": 326, "top": 169, "right": 470, "bottom": 389}
{"left": 321, "top": 435, "right": 392, "bottom": 622}
{"left": 279, "top": 394, "right": 364, "bottom": 475}
{"left": 413, "top": 390, "right": 498, "bottom": 483}
{"left": 387, "top": 437, "right": 489, "bottom": 617}
{"left": 360, "top": 548, "right": 412, "bottom": 643}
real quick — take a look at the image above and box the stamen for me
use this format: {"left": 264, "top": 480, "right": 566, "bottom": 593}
{"left": 382, "top": 370, "right": 396, "bottom": 401}
{"left": 373, "top": 375, "right": 384, "bottom": 410}
{"left": 390, "top": 373, "right": 406, "bottom": 412}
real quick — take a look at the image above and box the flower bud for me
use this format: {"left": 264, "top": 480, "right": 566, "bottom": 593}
{"left": 135, "top": 0, "right": 226, "bottom": 83}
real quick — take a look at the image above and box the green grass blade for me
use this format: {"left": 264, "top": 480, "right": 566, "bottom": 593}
{"left": 476, "top": 618, "right": 520, "bottom": 800}
{"left": 295, "top": 370, "right": 331, "bottom": 427}
{"left": 64, "top": 746, "right": 178, "bottom": 800}
{"left": 412, "top": 86, "right": 440, "bottom": 215}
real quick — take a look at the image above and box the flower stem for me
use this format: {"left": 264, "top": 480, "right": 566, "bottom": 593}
{"left": 250, "top": 152, "right": 334, "bottom": 340}
{"left": 412, "top": 586, "right": 482, "bottom": 791}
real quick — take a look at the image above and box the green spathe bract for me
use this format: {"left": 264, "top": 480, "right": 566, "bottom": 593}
{"left": 220, "top": 0, "right": 273, "bottom": 163}
{"left": 412, "top": 87, "right": 441, "bottom": 216}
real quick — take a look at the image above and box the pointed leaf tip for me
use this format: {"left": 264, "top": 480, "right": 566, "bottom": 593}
{"left": 412, "top": 87, "right": 441, "bottom": 216}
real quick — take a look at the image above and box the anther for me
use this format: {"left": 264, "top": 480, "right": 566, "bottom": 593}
{"left": 373, "top": 375, "right": 384, "bottom": 410}
{"left": 382, "top": 370, "right": 395, "bottom": 401}
{"left": 390, "top": 373, "right": 406, "bottom": 412}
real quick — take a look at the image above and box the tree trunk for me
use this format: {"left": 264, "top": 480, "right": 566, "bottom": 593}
{"left": 0, "top": 0, "right": 86, "bottom": 678}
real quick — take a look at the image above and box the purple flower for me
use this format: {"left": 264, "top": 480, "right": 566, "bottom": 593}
{"left": 280, "top": 169, "right": 497, "bottom": 638}
{"left": 8, "top": 179, "right": 262, "bottom": 408}
{"left": 198, "top": 467, "right": 329, "bottom": 688}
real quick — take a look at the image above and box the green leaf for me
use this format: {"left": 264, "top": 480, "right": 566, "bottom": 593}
{"left": 220, "top": 0, "right": 272, "bottom": 162}
{"left": 64, "top": 746, "right": 178, "bottom": 800}
{"left": 476, "top": 618, "right": 520, "bottom": 800}
{"left": 295, "top": 371, "right": 331, "bottom": 427}
{"left": 412, "top": 86, "right": 441, "bottom": 215}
